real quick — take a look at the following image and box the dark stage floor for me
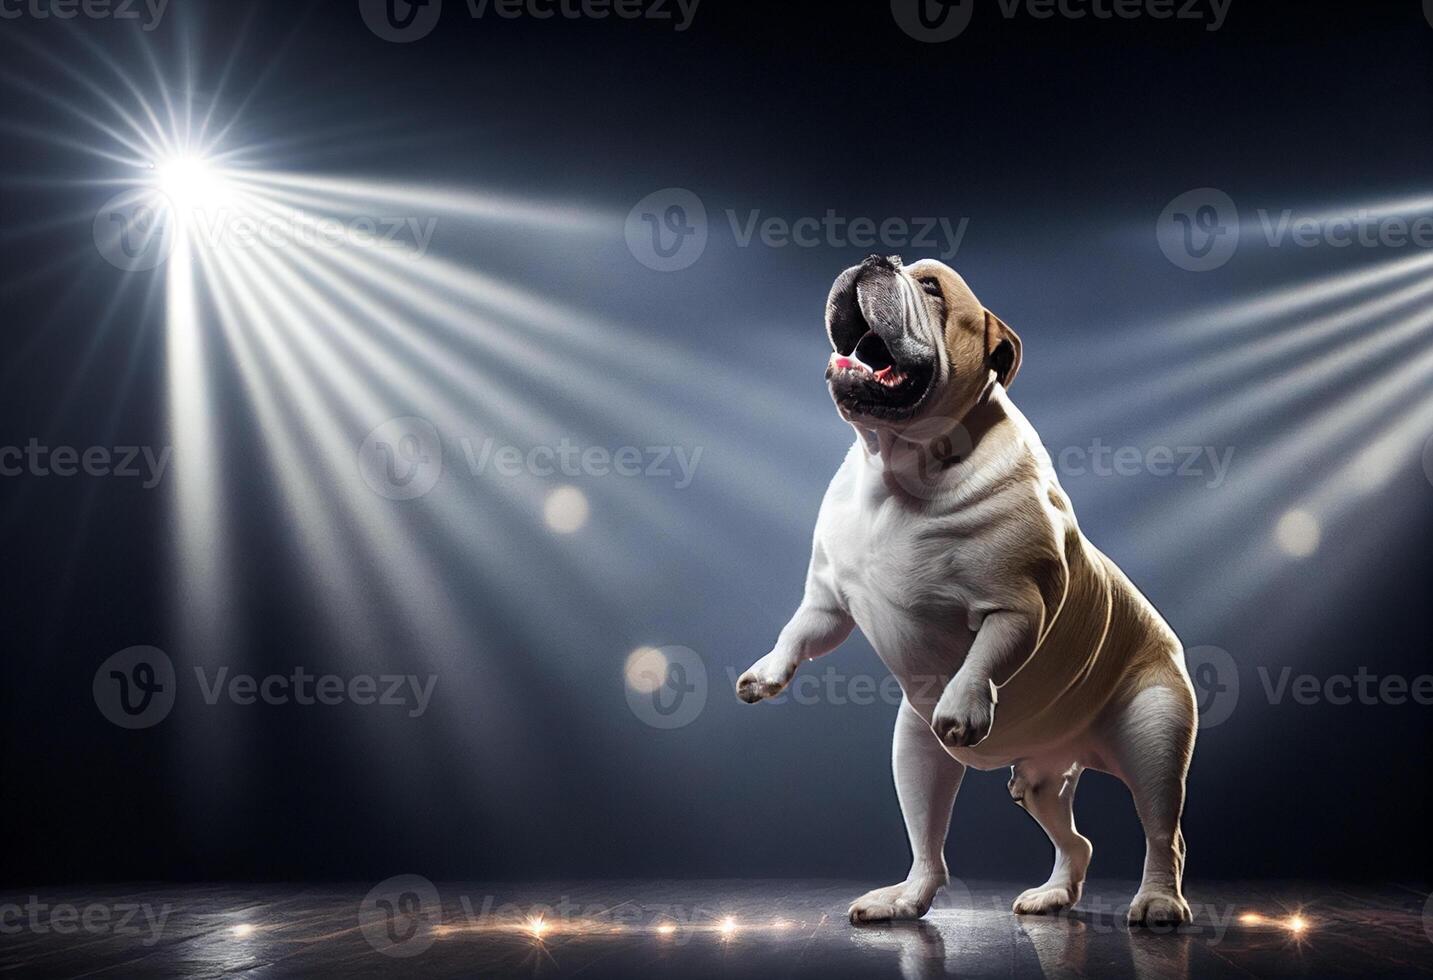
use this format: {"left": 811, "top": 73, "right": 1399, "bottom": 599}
{"left": 2, "top": 879, "right": 1431, "bottom": 978}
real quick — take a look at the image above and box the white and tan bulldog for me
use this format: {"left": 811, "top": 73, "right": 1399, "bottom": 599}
{"left": 737, "top": 255, "right": 1197, "bottom": 927}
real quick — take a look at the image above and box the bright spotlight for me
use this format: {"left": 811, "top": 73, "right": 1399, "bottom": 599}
{"left": 543, "top": 485, "right": 590, "bottom": 534}
{"left": 624, "top": 646, "right": 668, "bottom": 694}
{"left": 1275, "top": 509, "right": 1321, "bottom": 558}
{"left": 153, "top": 153, "right": 233, "bottom": 219}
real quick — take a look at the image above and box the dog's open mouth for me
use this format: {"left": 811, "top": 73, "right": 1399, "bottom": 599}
{"left": 826, "top": 328, "right": 936, "bottom": 421}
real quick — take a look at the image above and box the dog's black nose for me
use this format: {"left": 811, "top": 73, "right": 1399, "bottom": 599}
{"left": 861, "top": 254, "right": 904, "bottom": 274}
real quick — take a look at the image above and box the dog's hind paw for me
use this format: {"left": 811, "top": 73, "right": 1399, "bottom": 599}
{"left": 1012, "top": 882, "right": 1080, "bottom": 916}
{"left": 1127, "top": 888, "right": 1191, "bottom": 929}
{"left": 848, "top": 879, "right": 942, "bottom": 924}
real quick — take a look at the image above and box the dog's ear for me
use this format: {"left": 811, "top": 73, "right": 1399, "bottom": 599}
{"left": 984, "top": 310, "right": 1023, "bottom": 389}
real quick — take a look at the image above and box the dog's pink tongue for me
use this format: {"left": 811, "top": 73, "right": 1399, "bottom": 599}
{"left": 830, "top": 352, "right": 875, "bottom": 374}
{"left": 874, "top": 366, "right": 894, "bottom": 381}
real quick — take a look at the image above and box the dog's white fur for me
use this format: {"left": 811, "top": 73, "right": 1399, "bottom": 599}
{"left": 737, "top": 257, "right": 1196, "bottom": 927}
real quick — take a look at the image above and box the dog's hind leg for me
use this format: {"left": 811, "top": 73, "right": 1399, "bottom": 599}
{"left": 1098, "top": 679, "right": 1196, "bottom": 927}
{"left": 849, "top": 698, "right": 965, "bottom": 924}
{"left": 1010, "top": 761, "right": 1092, "bottom": 915}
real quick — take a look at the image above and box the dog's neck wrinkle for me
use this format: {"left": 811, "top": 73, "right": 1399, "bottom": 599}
{"left": 853, "top": 382, "right": 1010, "bottom": 499}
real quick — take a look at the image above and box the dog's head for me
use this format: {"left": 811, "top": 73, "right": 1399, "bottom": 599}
{"left": 824, "top": 255, "right": 1021, "bottom": 430}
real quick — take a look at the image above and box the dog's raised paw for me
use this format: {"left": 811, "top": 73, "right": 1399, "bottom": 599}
{"left": 1127, "top": 889, "right": 1191, "bottom": 928}
{"left": 735, "top": 670, "right": 783, "bottom": 704}
{"left": 735, "top": 650, "right": 801, "bottom": 704}
{"left": 930, "top": 674, "right": 997, "bottom": 748}
{"left": 931, "top": 687, "right": 993, "bottom": 748}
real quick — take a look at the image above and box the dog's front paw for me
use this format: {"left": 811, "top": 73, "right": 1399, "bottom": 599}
{"left": 931, "top": 678, "right": 994, "bottom": 748}
{"left": 735, "top": 651, "right": 798, "bottom": 704}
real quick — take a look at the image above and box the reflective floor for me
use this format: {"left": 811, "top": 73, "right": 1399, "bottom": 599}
{"left": 2, "top": 879, "right": 1431, "bottom": 978}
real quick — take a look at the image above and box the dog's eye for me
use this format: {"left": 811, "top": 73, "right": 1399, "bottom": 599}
{"left": 918, "top": 276, "right": 942, "bottom": 297}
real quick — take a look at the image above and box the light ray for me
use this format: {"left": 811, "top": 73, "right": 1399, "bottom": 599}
{"left": 1124, "top": 302, "right": 1433, "bottom": 450}
{"left": 231, "top": 170, "right": 618, "bottom": 234}
{"left": 1047, "top": 272, "right": 1433, "bottom": 441}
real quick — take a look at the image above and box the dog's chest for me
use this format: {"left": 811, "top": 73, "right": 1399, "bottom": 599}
{"left": 820, "top": 492, "right": 981, "bottom": 669}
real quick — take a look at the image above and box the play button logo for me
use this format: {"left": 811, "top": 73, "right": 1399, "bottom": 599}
{"left": 360, "top": 0, "right": 443, "bottom": 43}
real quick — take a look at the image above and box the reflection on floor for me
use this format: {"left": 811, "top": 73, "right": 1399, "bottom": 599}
{"left": 1, "top": 879, "right": 1430, "bottom": 978}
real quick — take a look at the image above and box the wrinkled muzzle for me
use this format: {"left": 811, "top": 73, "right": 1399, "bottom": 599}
{"left": 825, "top": 255, "right": 939, "bottom": 422}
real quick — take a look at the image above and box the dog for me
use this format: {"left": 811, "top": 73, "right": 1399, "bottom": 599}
{"left": 736, "top": 255, "right": 1197, "bottom": 927}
